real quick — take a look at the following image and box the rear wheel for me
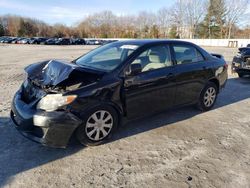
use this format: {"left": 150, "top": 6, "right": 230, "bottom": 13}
{"left": 197, "top": 82, "right": 218, "bottom": 111}
{"left": 76, "top": 105, "right": 119, "bottom": 146}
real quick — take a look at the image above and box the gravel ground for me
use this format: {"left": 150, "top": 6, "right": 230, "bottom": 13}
{"left": 0, "top": 44, "right": 249, "bottom": 188}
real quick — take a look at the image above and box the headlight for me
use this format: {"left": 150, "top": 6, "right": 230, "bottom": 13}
{"left": 37, "top": 94, "right": 77, "bottom": 111}
{"left": 233, "top": 62, "right": 241, "bottom": 67}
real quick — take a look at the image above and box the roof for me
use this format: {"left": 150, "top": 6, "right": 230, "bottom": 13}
{"left": 113, "top": 39, "right": 195, "bottom": 46}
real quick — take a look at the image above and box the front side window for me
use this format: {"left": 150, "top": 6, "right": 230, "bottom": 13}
{"left": 173, "top": 44, "right": 204, "bottom": 65}
{"left": 75, "top": 43, "right": 140, "bottom": 72}
{"left": 131, "top": 45, "right": 172, "bottom": 73}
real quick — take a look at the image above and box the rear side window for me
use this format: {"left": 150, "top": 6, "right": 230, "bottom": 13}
{"left": 173, "top": 44, "right": 204, "bottom": 65}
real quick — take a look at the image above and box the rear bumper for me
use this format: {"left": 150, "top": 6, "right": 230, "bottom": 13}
{"left": 10, "top": 90, "right": 82, "bottom": 148}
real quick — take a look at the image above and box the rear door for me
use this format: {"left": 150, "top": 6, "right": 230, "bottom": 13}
{"left": 170, "top": 43, "right": 214, "bottom": 106}
{"left": 123, "top": 44, "right": 176, "bottom": 119}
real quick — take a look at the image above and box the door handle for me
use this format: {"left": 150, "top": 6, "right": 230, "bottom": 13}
{"left": 203, "top": 66, "right": 208, "bottom": 70}
{"left": 159, "top": 73, "right": 174, "bottom": 81}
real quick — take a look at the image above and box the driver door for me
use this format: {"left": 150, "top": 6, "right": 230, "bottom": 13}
{"left": 123, "top": 44, "right": 176, "bottom": 119}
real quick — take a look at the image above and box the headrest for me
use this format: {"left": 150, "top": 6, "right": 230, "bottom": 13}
{"left": 149, "top": 51, "right": 161, "bottom": 63}
{"left": 184, "top": 49, "right": 195, "bottom": 56}
{"left": 132, "top": 59, "right": 142, "bottom": 65}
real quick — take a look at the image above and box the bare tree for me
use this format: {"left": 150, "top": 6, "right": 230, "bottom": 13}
{"left": 136, "top": 11, "right": 156, "bottom": 38}
{"left": 225, "top": 0, "right": 249, "bottom": 39}
{"left": 170, "top": 0, "right": 206, "bottom": 38}
{"left": 170, "top": 0, "right": 185, "bottom": 38}
{"left": 184, "top": 0, "right": 207, "bottom": 38}
{"left": 157, "top": 7, "right": 171, "bottom": 37}
{"left": 1, "top": 3, "right": 250, "bottom": 39}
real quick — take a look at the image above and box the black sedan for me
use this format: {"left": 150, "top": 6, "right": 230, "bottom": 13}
{"left": 11, "top": 40, "right": 228, "bottom": 148}
{"left": 72, "top": 38, "right": 86, "bottom": 45}
{"left": 44, "top": 38, "right": 58, "bottom": 45}
{"left": 232, "top": 46, "right": 250, "bottom": 77}
{"left": 29, "top": 37, "right": 48, "bottom": 44}
{"left": 55, "top": 38, "right": 71, "bottom": 45}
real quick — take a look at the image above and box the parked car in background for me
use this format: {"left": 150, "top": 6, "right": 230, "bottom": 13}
{"left": 0, "top": 36, "right": 6, "bottom": 43}
{"left": 44, "top": 38, "right": 58, "bottom": 45}
{"left": 11, "top": 40, "right": 228, "bottom": 148}
{"left": 19, "top": 38, "right": 30, "bottom": 44}
{"left": 11, "top": 37, "right": 22, "bottom": 44}
{"left": 39, "top": 37, "right": 48, "bottom": 44}
{"left": 72, "top": 38, "right": 86, "bottom": 45}
{"left": 29, "top": 37, "right": 48, "bottom": 44}
{"left": 55, "top": 38, "right": 71, "bottom": 45}
{"left": 15, "top": 37, "right": 24, "bottom": 44}
{"left": 2, "top": 37, "right": 16, "bottom": 43}
{"left": 0, "top": 36, "right": 8, "bottom": 43}
{"left": 85, "top": 39, "right": 101, "bottom": 45}
{"left": 232, "top": 45, "right": 250, "bottom": 77}
{"left": 101, "top": 40, "right": 118, "bottom": 45}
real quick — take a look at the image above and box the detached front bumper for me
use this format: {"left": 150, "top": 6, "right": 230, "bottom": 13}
{"left": 232, "top": 56, "right": 250, "bottom": 75}
{"left": 232, "top": 63, "right": 250, "bottom": 75}
{"left": 234, "top": 67, "right": 250, "bottom": 75}
{"left": 10, "top": 90, "right": 82, "bottom": 148}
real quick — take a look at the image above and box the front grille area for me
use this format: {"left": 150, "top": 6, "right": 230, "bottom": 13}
{"left": 32, "top": 126, "right": 47, "bottom": 138}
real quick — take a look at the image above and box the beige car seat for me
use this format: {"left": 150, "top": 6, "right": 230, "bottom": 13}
{"left": 142, "top": 49, "right": 169, "bottom": 72}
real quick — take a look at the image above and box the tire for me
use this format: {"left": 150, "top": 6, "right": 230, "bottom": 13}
{"left": 197, "top": 82, "right": 218, "bottom": 111}
{"left": 76, "top": 104, "right": 119, "bottom": 146}
{"left": 238, "top": 73, "right": 244, "bottom": 78}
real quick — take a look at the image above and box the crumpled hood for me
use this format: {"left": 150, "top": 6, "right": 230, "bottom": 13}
{"left": 25, "top": 60, "right": 103, "bottom": 88}
{"left": 239, "top": 47, "right": 250, "bottom": 55}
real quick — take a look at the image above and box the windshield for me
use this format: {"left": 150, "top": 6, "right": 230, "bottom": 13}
{"left": 75, "top": 42, "right": 140, "bottom": 71}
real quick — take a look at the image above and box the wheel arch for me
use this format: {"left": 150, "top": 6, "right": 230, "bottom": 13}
{"left": 78, "top": 100, "right": 124, "bottom": 124}
{"left": 208, "top": 78, "right": 220, "bottom": 93}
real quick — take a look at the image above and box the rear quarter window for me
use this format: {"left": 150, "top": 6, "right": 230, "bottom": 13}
{"left": 173, "top": 44, "right": 204, "bottom": 65}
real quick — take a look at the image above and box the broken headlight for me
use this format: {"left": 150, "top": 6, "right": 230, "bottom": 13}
{"left": 37, "top": 94, "right": 77, "bottom": 111}
{"left": 233, "top": 62, "right": 241, "bottom": 67}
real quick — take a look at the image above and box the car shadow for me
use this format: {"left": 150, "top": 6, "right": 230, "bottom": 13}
{"left": 0, "top": 118, "right": 83, "bottom": 186}
{"left": 0, "top": 77, "right": 250, "bottom": 186}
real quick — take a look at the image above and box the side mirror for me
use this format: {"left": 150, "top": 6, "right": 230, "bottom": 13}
{"left": 127, "top": 63, "right": 142, "bottom": 76}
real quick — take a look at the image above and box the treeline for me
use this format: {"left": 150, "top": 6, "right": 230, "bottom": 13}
{"left": 0, "top": 0, "right": 249, "bottom": 39}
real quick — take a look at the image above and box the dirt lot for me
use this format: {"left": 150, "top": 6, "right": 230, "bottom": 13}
{"left": 0, "top": 44, "right": 249, "bottom": 188}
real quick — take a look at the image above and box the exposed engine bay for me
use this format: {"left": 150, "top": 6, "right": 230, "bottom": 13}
{"left": 23, "top": 60, "right": 104, "bottom": 101}
{"left": 232, "top": 47, "right": 250, "bottom": 76}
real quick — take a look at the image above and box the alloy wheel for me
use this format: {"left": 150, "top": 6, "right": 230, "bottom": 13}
{"left": 85, "top": 110, "right": 113, "bottom": 141}
{"left": 203, "top": 87, "right": 216, "bottom": 107}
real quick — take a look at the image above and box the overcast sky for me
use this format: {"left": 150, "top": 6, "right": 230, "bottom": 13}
{"left": 0, "top": 0, "right": 250, "bottom": 26}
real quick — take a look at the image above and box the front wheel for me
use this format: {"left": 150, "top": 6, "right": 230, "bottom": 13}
{"left": 197, "top": 82, "right": 218, "bottom": 111}
{"left": 238, "top": 73, "right": 244, "bottom": 78}
{"left": 76, "top": 105, "right": 119, "bottom": 146}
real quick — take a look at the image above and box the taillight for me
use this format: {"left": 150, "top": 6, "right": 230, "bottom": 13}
{"left": 224, "top": 63, "right": 228, "bottom": 69}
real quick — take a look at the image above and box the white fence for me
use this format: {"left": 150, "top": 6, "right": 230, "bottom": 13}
{"left": 180, "top": 39, "right": 250, "bottom": 47}
{"left": 90, "top": 38, "right": 250, "bottom": 47}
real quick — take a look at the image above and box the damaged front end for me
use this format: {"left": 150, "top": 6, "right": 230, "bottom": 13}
{"left": 11, "top": 60, "right": 104, "bottom": 148}
{"left": 232, "top": 47, "right": 250, "bottom": 76}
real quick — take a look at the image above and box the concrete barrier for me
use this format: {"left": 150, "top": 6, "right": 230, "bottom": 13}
{"left": 180, "top": 39, "right": 250, "bottom": 47}
{"left": 86, "top": 38, "right": 250, "bottom": 47}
